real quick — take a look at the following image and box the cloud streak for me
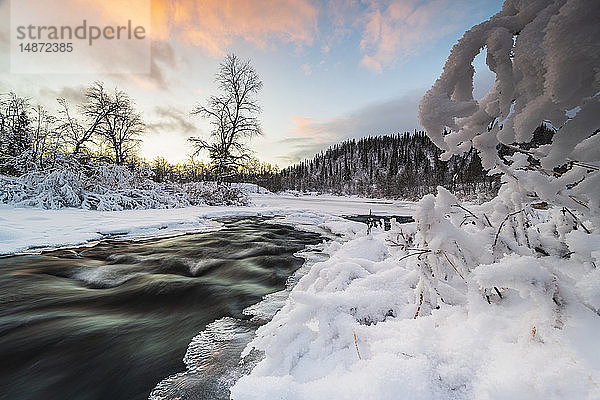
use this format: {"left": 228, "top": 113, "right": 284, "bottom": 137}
{"left": 147, "top": 106, "right": 197, "bottom": 135}
{"left": 280, "top": 89, "right": 424, "bottom": 163}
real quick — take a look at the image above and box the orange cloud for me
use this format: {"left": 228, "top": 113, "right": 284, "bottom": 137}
{"left": 39, "top": 0, "right": 317, "bottom": 57}
{"left": 290, "top": 116, "right": 340, "bottom": 142}
{"left": 290, "top": 116, "right": 318, "bottom": 136}
{"left": 150, "top": 0, "right": 318, "bottom": 56}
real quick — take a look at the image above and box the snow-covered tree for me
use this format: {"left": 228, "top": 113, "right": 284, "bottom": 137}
{"left": 0, "top": 94, "right": 64, "bottom": 174}
{"left": 57, "top": 82, "right": 145, "bottom": 165}
{"left": 59, "top": 82, "right": 116, "bottom": 157}
{"left": 97, "top": 89, "right": 145, "bottom": 166}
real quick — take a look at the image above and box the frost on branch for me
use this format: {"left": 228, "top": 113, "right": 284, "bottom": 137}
{"left": 414, "top": 0, "right": 600, "bottom": 313}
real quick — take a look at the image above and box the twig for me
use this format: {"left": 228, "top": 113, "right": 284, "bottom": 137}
{"left": 538, "top": 166, "right": 563, "bottom": 176}
{"left": 483, "top": 213, "right": 493, "bottom": 227}
{"left": 502, "top": 143, "right": 535, "bottom": 155}
{"left": 569, "top": 160, "right": 600, "bottom": 171}
{"left": 441, "top": 250, "right": 466, "bottom": 282}
{"left": 493, "top": 209, "right": 525, "bottom": 247}
{"left": 452, "top": 203, "right": 479, "bottom": 220}
{"left": 568, "top": 195, "right": 589, "bottom": 209}
{"left": 353, "top": 332, "right": 362, "bottom": 360}
{"left": 398, "top": 250, "right": 431, "bottom": 262}
{"left": 413, "top": 292, "right": 424, "bottom": 319}
{"left": 386, "top": 232, "right": 407, "bottom": 247}
{"left": 493, "top": 287, "right": 503, "bottom": 299}
{"left": 563, "top": 207, "right": 591, "bottom": 234}
{"left": 385, "top": 238, "right": 404, "bottom": 247}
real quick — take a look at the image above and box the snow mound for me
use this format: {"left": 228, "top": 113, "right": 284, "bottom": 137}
{"left": 231, "top": 207, "right": 600, "bottom": 399}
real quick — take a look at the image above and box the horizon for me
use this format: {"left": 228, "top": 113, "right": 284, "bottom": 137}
{"left": 0, "top": 0, "right": 501, "bottom": 168}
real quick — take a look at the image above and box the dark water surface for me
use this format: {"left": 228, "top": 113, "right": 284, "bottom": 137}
{"left": 0, "top": 217, "right": 323, "bottom": 400}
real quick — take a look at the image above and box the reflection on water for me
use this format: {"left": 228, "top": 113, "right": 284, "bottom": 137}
{"left": 0, "top": 217, "right": 323, "bottom": 400}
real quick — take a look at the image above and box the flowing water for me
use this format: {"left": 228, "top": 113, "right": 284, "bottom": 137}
{"left": 0, "top": 217, "right": 324, "bottom": 400}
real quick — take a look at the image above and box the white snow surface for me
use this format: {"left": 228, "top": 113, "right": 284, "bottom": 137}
{"left": 231, "top": 193, "right": 600, "bottom": 400}
{"left": 4, "top": 1, "right": 599, "bottom": 396}
{"left": 0, "top": 193, "right": 414, "bottom": 254}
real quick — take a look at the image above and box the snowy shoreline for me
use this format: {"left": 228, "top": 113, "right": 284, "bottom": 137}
{"left": 0, "top": 193, "right": 416, "bottom": 255}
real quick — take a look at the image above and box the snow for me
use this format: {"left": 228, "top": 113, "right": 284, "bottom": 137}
{"left": 0, "top": 205, "right": 218, "bottom": 254}
{"left": 2, "top": 190, "right": 599, "bottom": 399}
{"left": 0, "top": 193, "right": 414, "bottom": 255}
{"left": 230, "top": 199, "right": 600, "bottom": 399}
{"left": 0, "top": 161, "right": 252, "bottom": 211}
{"left": 253, "top": 193, "right": 415, "bottom": 216}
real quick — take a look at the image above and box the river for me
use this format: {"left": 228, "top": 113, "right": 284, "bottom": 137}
{"left": 0, "top": 217, "right": 324, "bottom": 400}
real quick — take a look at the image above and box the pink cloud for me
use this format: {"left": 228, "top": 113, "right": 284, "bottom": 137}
{"left": 290, "top": 116, "right": 339, "bottom": 142}
{"left": 358, "top": 0, "right": 462, "bottom": 72}
{"left": 29, "top": 0, "right": 318, "bottom": 57}
{"left": 151, "top": 0, "right": 319, "bottom": 56}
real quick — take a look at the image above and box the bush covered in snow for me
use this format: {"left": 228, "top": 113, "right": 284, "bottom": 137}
{"left": 232, "top": 209, "right": 600, "bottom": 399}
{"left": 180, "top": 181, "right": 250, "bottom": 206}
{"left": 0, "top": 158, "right": 250, "bottom": 210}
{"left": 414, "top": 0, "right": 599, "bottom": 312}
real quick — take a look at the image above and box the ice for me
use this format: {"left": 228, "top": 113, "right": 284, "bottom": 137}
{"left": 0, "top": 194, "right": 414, "bottom": 255}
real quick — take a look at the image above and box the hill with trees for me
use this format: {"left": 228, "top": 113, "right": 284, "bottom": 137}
{"left": 266, "top": 130, "right": 500, "bottom": 200}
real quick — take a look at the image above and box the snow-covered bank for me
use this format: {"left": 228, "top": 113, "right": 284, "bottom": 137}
{"left": 231, "top": 191, "right": 600, "bottom": 399}
{"left": 0, "top": 193, "right": 415, "bottom": 255}
{"left": 0, "top": 161, "right": 251, "bottom": 211}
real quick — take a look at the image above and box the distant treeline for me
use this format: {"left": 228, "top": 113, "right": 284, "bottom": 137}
{"left": 261, "top": 131, "right": 498, "bottom": 199}
{"left": 263, "top": 125, "right": 556, "bottom": 199}
{"left": 150, "top": 156, "right": 279, "bottom": 184}
{"left": 1, "top": 85, "right": 553, "bottom": 201}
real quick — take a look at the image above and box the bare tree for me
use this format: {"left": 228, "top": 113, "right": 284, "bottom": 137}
{"left": 189, "top": 53, "right": 263, "bottom": 180}
{"left": 30, "top": 105, "right": 63, "bottom": 168}
{"left": 97, "top": 89, "right": 145, "bottom": 165}
{"left": 59, "top": 82, "right": 144, "bottom": 164}
{"left": 58, "top": 82, "right": 116, "bottom": 157}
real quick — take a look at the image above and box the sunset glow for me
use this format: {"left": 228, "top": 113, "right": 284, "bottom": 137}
{"left": 0, "top": 0, "right": 501, "bottom": 165}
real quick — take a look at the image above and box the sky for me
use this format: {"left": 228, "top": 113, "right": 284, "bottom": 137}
{"left": 0, "top": 0, "right": 502, "bottom": 167}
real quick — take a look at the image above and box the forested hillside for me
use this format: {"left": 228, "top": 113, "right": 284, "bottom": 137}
{"left": 266, "top": 130, "right": 498, "bottom": 199}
